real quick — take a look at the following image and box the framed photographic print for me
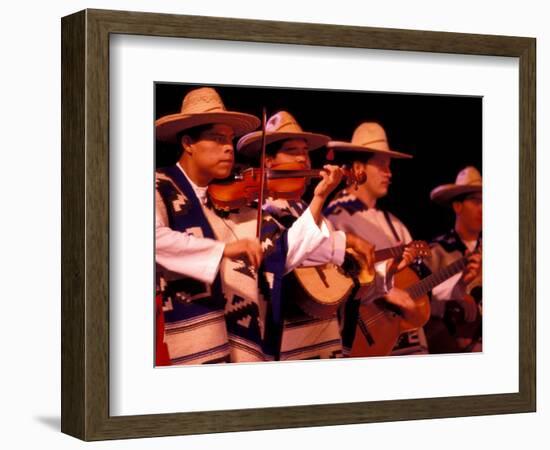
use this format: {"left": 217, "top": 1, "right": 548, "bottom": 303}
{"left": 61, "top": 8, "right": 536, "bottom": 441}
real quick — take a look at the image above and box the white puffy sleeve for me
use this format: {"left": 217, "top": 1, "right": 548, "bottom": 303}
{"left": 155, "top": 191, "right": 225, "bottom": 284}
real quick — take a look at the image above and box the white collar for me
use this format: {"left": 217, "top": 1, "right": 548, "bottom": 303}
{"left": 176, "top": 163, "right": 208, "bottom": 205}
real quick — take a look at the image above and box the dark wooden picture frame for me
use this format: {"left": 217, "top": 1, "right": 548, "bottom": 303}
{"left": 61, "top": 8, "right": 536, "bottom": 441}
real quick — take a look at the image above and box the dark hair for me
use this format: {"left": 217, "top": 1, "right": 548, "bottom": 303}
{"left": 452, "top": 191, "right": 482, "bottom": 204}
{"left": 451, "top": 193, "right": 469, "bottom": 204}
{"left": 265, "top": 140, "right": 285, "bottom": 157}
{"left": 175, "top": 124, "right": 215, "bottom": 146}
{"left": 264, "top": 138, "right": 313, "bottom": 158}
{"left": 238, "top": 139, "right": 292, "bottom": 163}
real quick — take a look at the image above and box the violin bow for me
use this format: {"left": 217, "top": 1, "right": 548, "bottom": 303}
{"left": 256, "top": 107, "right": 268, "bottom": 238}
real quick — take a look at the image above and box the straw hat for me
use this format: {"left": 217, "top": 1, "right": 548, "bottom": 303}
{"left": 327, "top": 122, "right": 412, "bottom": 159}
{"left": 236, "top": 111, "right": 330, "bottom": 157}
{"left": 430, "top": 166, "right": 482, "bottom": 205}
{"left": 155, "top": 87, "right": 260, "bottom": 144}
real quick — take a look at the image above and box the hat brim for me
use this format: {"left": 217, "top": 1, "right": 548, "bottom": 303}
{"left": 237, "top": 131, "right": 330, "bottom": 157}
{"left": 430, "top": 184, "right": 482, "bottom": 205}
{"left": 326, "top": 141, "right": 413, "bottom": 159}
{"left": 155, "top": 112, "right": 261, "bottom": 144}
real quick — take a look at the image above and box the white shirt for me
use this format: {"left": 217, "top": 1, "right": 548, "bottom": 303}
{"left": 325, "top": 193, "right": 412, "bottom": 298}
{"left": 155, "top": 164, "right": 225, "bottom": 284}
{"left": 263, "top": 198, "right": 347, "bottom": 272}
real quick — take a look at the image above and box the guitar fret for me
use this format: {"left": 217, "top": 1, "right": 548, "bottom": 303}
{"left": 406, "top": 256, "right": 467, "bottom": 299}
{"left": 391, "top": 246, "right": 402, "bottom": 258}
{"left": 374, "top": 244, "right": 405, "bottom": 262}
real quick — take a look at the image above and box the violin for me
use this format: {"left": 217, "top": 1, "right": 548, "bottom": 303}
{"left": 208, "top": 162, "right": 365, "bottom": 211}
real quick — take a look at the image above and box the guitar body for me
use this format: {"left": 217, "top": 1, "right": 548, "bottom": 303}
{"left": 292, "top": 264, "right": 353, "bottom": 319}
{"left": 423, "top": 294, "right": 482, "bottom": 353}
{"left": 349, "top": 299, "right": 402, "bottom": 357}
{"left": 293, "top": 250, "right": 375, "bottom": 320}
{"left": 292, "top": 242, "right": 429, "bottom": 321}
{"left": 350, "top": 267, "right": 430, "bottom": 357}
{"left": 396, "top": 268, "right": 431, "bottom": 334}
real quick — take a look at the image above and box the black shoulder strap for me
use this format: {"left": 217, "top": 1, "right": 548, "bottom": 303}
{"left": 383, "top": 209, "right": 401, "bottom": 243}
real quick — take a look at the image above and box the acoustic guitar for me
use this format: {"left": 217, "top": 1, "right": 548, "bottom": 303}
{"left": 292, "top": 241, "right": 430, "bottom": 319}
{"left": 351, "top": 252, "right": 476, "bottom": 357}
{"left": 423, "top": 286, "right": 482, "bottom": 353}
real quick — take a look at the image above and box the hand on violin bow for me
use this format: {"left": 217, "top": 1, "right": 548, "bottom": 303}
{"left": 345, "top": 232, "right": 375, "bottom": 272}
{"left": 223, "top": 238, "right": 263, "bottom": 269}
{"left": 313, "top": 165, "right": 344, "bottom": 200}
{"left": 461, "top": 251, "right": 482, "bottom": 285}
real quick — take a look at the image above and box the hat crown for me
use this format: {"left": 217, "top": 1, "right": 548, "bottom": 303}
{"left": 429, "top": 166, "right": 482, "bottom": 204}
{"left": 180, "top": 87, "right": 227, "bottom": 115}
{"left": 266, "top": 111, "right": 304, "bottom": 134}
{"left": 455, "top": 166, "right": 482, "bottom": 186}
{"left": 351, "top": 122, "right": 390, "bottom": 151}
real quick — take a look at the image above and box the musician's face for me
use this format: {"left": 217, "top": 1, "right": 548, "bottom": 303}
{"left": 266, "top": 139, "right": 310, "bottom": 169}
{"left": 454, "top": 193, "right": 483, "bottom": 235}
{"left": 358, "top": 153, "right": 392, "bottom": 199}
{"left": 181, "top": 124, "right": 235, "bottom": 184}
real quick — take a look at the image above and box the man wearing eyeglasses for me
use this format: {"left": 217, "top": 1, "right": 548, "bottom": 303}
{"left": 423, "top": 167, "right": 483, "bottom": 353}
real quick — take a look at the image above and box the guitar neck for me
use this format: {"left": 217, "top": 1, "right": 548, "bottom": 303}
{"left": 374, "top": 245, "right": 406, "bottom": 262}
{"left": 406, "top": 256, "right": 467, "bottom": 299}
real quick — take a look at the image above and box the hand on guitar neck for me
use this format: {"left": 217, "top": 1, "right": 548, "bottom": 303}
{"left": 388, "top": 245, "right": 420, "bottom": 273}
{"left": 460, "top": 251, "right": 482, "bottom": 285}
{"left": 345, "top": 238, "right": 430, "bottom": 286}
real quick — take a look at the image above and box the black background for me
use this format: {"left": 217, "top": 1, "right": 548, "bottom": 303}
{"left": 155, "top": 83, "right": 481, "bottom": 242}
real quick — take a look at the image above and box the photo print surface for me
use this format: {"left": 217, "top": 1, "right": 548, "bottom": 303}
{"left": 154, "top": 83, "right": 482, "bottom": 366}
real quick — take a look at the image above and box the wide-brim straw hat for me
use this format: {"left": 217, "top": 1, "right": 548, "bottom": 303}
{"left": 237, "top": 111, "right": 330, "bottom": 157}
{"left": 155, "top": 87, "right": 261, "bottom": 144}
{"left": 327, "top": 122, "right": 412, "bottom": 159}
{"left": 430, "top": 166, "right": 482, "bottom": 205}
